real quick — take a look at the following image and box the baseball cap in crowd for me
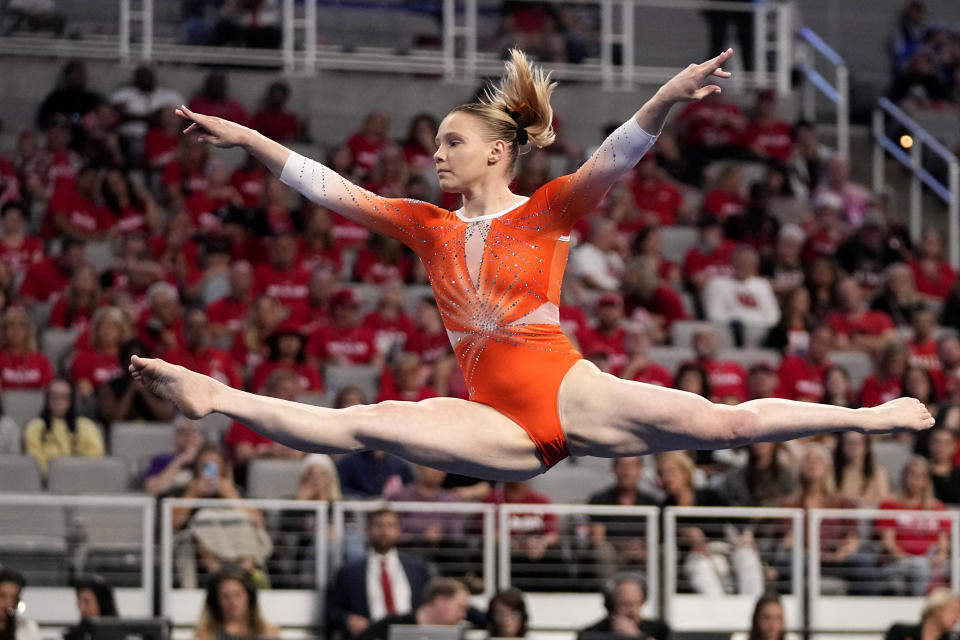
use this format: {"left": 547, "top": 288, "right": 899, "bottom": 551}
{"left": 330, "top": 288, "right": 359, "bottom": 308}
{"left": 596, "top": 292, "right": 624, "bottom": 308}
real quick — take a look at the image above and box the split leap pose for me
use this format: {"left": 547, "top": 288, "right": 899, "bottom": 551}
{"left": 131, "top": 48, "right": 933, "bottom": 480}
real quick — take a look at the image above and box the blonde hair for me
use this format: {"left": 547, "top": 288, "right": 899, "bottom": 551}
{"left": 300, "top": 453, "right": 343, "bottom": 501}
{"left": 0, "top": 306, "right": 38, "bottom": 352}
{"left": 657, "top": 451, "right": 696, "bottom": 488}
{"left": 797, "top": 443, "right": 837, "bottom": 501}
{"left": 900, "top": 455, "right": 937, "bottom": 509}
{"left": 89, "top": 306, "right": 130, "bottom": 351}
{"left": 922, "top": 587, "right": 960, "bottom": 623}
{"left": 453, "top": 49, "right": 556, "bottom": 171}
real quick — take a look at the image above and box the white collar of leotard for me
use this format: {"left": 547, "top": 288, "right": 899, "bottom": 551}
{"left": 455, "top": 197, "right": 530, "bottom": 222}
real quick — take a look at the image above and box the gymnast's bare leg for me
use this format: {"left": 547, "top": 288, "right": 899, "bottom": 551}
{"left": 130, "top": 355, "right": 547, "bottom": 480}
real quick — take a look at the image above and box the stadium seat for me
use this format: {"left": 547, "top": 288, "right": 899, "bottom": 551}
{"left": 403, "top": 284, "right": 435, "bottom": 313}
{"left": 296, "top": 391, "right": 334, "bottom": 408}
{"left": 648, "top": 346, "right": 694, "bottom": 376}
{"left": 71, "top": 504, "right": 146, "bottom": 587}
{"left": 717, "top": 348, "right": 781, "bottom": 371}
{"left": 873, "top": 440, "right": 913, "bottom": 489}
{"left": 110, "top": 422, "right": 175, "bottom": 478}
{"left": 528, "top": 458, "right": 611, "bottom": 504}
{"left": 3, "top": 389, "right": 45, "bottom": 427}
{"left": 659, "top": 226, "right": 698, "bottom": 264}
{"left": 670, "top": 320, "right": 734, "bottom": 349}
{"left": 827, "top": 350, "right": 874, "bottom": 390}
{"left": 0, "top": 455, "right": 42, "bottom": 492}
{"left": 47, "top": 457, "right": 131, "bottom": 494}
{"left": 325, "top": 363, "right": 381, "bottom": 400}
{"left": 0, "top": 503, "right": 69, "bottom": 585}
{"left": 350, "top": 283, "right": 382, "bottom": 312}
{"left": 40, "top": 327, "right": 80, "bottom": 372}
{"left": 199, "top": 412, "right": 233, "bottom": 442}
{"left": 84, "top": 240, "right": 114, "bottom": 272}
{"left": 246, "top": 458, "right": 304, "bottom": 499}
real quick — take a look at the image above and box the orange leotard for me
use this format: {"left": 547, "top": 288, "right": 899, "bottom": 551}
{"left": 281, "top": 117, "right": 657, "bottom": 467}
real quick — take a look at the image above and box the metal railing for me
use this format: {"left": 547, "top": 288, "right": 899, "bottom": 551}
{"left": 0, "top": 0, "right": 793, "bottom": 90}
{"left": 794, "top": 26, "right": 849, "bottom": 160}
{"left": 872, "top": 97, "right": 960, "bottom": 268}
{"left": 0, "top": 493, "right": 154, "bottom": 625}
{"left": 808, "top": 508, "right": 960, "bottom": 632}
{"left": 663, "top": 506, "right": 804, "bottom": 632}
{"left": 159, "top": 497, "right": 328, "bottom": 629}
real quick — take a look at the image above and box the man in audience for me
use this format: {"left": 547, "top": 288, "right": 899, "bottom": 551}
{"left": 254, "top": 229, "right": 311, "bottom": 315}
{"left": 827, "top": 276, "right": 898, "bottom": 354}
{"left": 327, "top": 508, "right": 431, "bottom": 638}
{"left": 571, "top": 217, "right": 625, "bottom": 293}
{"left": 682, "top": 214, "right": 735, "bottom": 297}
{"left": 17, "top": 236, "right": 86, "bottom": 308}
{"left": 0, "top": 567, "right": 40, "bottom": 640}
{"left": 578, "top": 574, "right": 670, "bottom": 640}
{"left": 776, "top": 324, "right": 833, "bottom": 401}
{"left": 142, "top": 415, "right": 204, "bottom": 497}
{"left": 617, "top": 323, "right": 673, "bottom": 385}
{"left": 308, "top": 288, "right": 381, "bottom": 368}
{"left": 337, "top": 449, "right": 414, "bottom": 498}
{"left": 205, "top": 259, "right": 254, "bottom": 343}
{"left": 703, "top": 244, "right": 780, "bottom": 344}
{"left": 164, "top": 308, "right": 243, "bottom": 389}
{"left": 357, "top": 578, "right": 470, "bottom": 640}
{"left": 689, "top": 327, "right": 748, "bottom": 402}
{"left": 577, "top": 293, "right": 629, "bottom": 372}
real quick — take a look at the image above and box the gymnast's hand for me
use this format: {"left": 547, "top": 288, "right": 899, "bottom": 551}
{"left": 656, "top": 48, "right": 735, "bottom": 104}
{"left": 176, "top": 105, "right": 250, "bottom": 148}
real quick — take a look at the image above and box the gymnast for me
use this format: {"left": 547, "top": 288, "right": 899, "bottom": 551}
{"left": 130, "top": 48, "right": 933, "bottom": 480}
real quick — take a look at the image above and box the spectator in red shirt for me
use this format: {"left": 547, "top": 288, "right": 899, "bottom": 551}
{"left": 682, "top": 214, "right": 735, "bottom": 296}
{"left": 249, "top": 319, "right": 322, "bottom": 393}
{"left": 902, "top": 364, "right": 940, "bottom": 420}
{"left": 746, "top": 361, "right": 780, "bottom": 400}
{"left": 231, "top": 294, "right": 286, "bottom": 376}
{"left": 628, "top": 152, "right": 684, "bottom": 227}
{"left": 183, "top": 158, "right": 243, "bottom": 239}
{"left": 724, "top": 183, "right": 781, "bottom": 261}
{"left": 689, "top": 327, "right": 748, "bottom": 402}
{"left": 48, "top": 264, "right": 102, "bottom": 334}
{"left": 0, "top": 306, "right": 54, "bottom": 391}
{"left": 878, "top": 457, "right": 951, "bottom": 595}
{"left": 860, "top": 342, "right": 908, "bottom": 407}
{"left": 101, "top": 167, "right": 159, "bottom": 235}
{"left": 822, "top": 366, "right": 857, "bottom": 409}
{"left": 618, "top": 323, "right": 673, "bottom": 386}
{"left": 745, "top": 89, "right": 793, "bottom": 163}
{"left": 364, "top": 144, "right": 409, "bottom": 198}
{"left": 675, "top": 91, "right": 747, "bottom": 167}
{"left": 910, "top": 229, "right": 957, "bottom": 301}
{"left": 299, "top": 203, "right": 342, "bottom": 275}
{"left": 802, "top": 192, "right": 851, "bottom": 262}
{"left": 251, "top": 80, "right": 302, "bottom": 144}
{"left": 161, "top": 133, "right": 210, "bottom": 208}
{"left": 307, "top": 288, "right": 380, "bottom": 367}
{"left": 0, "top": 201, "right": 43, "bottom": 276}
{"left": 908, "top": 306, "right": 940, "bottom": 372}
{"left": 482, "top": 480, "right": 563, "bottom": 591}
{"left": 230, "top": 153, "right": 268, "bottom": 209}
{"left": 254, "top": 230, "right": 311, "bottom": 314}
{"left": 621, "top": 256, "right": 688, "bottom": 343}
{"left": 934, "top": 335, "right": 960, "bottom": 402}
{"left": 776, "top": 323, "right": 833, "bottom": 401}
{"left": 406, "top": 296, "right": 453, "bottom": 368}
{"left": 703, "top": 164, "right": 747, "bottom": 220}
{"left": 21, "top": 115, "right": 83, "bottom": 203}
{"left": 18, "top": 237, "right": 87, "bottom": 308}
{"left": 70, "top": 305, "right": 129, "bottom": 400}
{"left": 827, "top": 276, "right": 898, "bottom": 354}
{"left": 225, "top": 368, "right": 306, "bottom": 486}
{"left": 137, "top": 282, "right": 186, "bottom": 357}
{"left": 346, "top": 110, "right": 391, "bottom": 179}
{"left": 165, "top": 309, "right": 244, "bottom": 390}
{"left": 255, "top": 174, "right": 296, "bottom": 236}
{"left": 364, "top": 278, "right": 416, "bottom": 358}
{"left": 145, "top": 106, "right": 181, "bottom": 172}
{"left": 576, "top": 293, "right": 629, "bottom": 372}
{"left": 188, "top": 71, "right": 249, "bottom": 127}
{"left": 632, "top": 225, "right": 681, "bottom": 287}
{"left": 353, "top": 234, "right": 412, "bottom": 285}
{"left": 206, "top": 260, "right": 255, "bottom": 344}
{"left": 377, "top": 352, "right": 437, "bottom": 403}
{"left": 45, "top": 164, "right": 108, "bottom": 241}
{"left": 288, "top": 263, "right": 335, "bottom": 336}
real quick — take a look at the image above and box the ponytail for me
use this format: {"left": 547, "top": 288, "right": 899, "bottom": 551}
{"left": 452, "top": 49, "right": 556, "bottom": 171}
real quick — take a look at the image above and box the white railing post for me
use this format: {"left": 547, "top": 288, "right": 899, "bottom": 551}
{"left": 465, "top": 0, "right": 477, "bottom": 81}
{"left": 305, "top": 0, "right": 317, "bottom": 74}
{"left": 141, "top": 0, "right": 153, "bottom": 61}
{"left": 282, "top": 0, "right": 295, "bottom": 73}
{"left": 315, "top": 502, "right": 327, "bottom": 614}
{"left": 775, "top": 2, "right": 793, "bottom": 94}
{"left": 331, "top": 502, "right": 345, "bottom": 572}
{"left": 645, "top": 504, "right": 660, "bottom": 615}
{"left": 951, "top": 511, "right": 960, "bottom": 591}
{"left": 753, "top": 1, "right": 765, "bottom": 84}
{"left": 141, "top": 497, "right": 155, "bottom": 609}
{"left": 482, "top": 504, "right": 496, "bottom": 595}
{"left": 159, "top": 498, "right": 173, "bottom": 619}
{"left": 443, "top": 0, "right": 455, "bottom": 81}
{"left": 836, "top": 64, "right": 849, "bottom": 159}
{"left": 600, "top": 0, "right": 613, "bottom": 90}
{"left": 498, "top": 504, "right": 511, "bottom": 589}
{"left": 662, "top": 508, "right": 676, "bottom": 624}
{"left": 621, "top": 0, "right": 634, "bottom": 90}
{"left": 119, "top": 0, "right": 131, "bottom": 63}
{"left": 910, "top": 132, "right": 924, "bottom": 242}
{"left": 872, "top": 107, "right": 885, "bottom": 193}
{"left": 807, "top": 510, "right": 821, "bottom": 630}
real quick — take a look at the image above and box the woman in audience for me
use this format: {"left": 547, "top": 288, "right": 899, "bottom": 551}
{"left": 299, "top": 204, "right": 342, "bottom": 275}
{"left": 69, "top": 306, "right": 130, "bottom": 402}
{"left": 230, "top": 295, "right": 287, "bottom": 376}
{"left": 658, "top": 451, "right": 763, "bottom": 596}
{"left": 487, "top": 588, "right": 529, "bottom": 638}
{"left": 0, "top": 306, "right": 54, "bottom": 392}
{"left": 872, "top": 263, "right": 924, "bottom": 327}
{"left": 101, "top": 167, "right": 159, "bottom": 235}
{"left": 631, "top": 225, "right": 681, "bottom": 288}
{"left": 833, "top": 431, "right": 890, "bottom": 507}
{"left": 778, "top": 443, "right": 877, "bottom": 595}
{"left": 63, "top": 574, "right": 118, "bottom": 640}
{"left": 859, "top": 342, "right": 908, "bottom": 408}
{"left": 333, "top": 385, "right": 368, "bottom": 409}
{"left": 47, "top": 264, "right": 102, "bottom": 334}
{"left": 885, "top": 587, "right": 960, "bottom": 640}
{"left": 903, "top": 364, "right": 940, "bottom": 419}
{"left": 805, "top": 257, "right": 840, "bottom": 322}
{"left": 23, "top": 378, "right": 104, "bottom": 476}
{"left": 195, "top": 565, "right": 278, "bottom": 640}
{"left": 673, "top": 363, "right": 711, "bottom": 399}
{"left": 927, "top": 427, "right": 960, "bottom": 505}
{"left": 821, "top": 366, "right": 857, "bottom": 408}
{"left": 723, "top": 442, "right": 795, "bottom": 506}
{"left": 744, "top": 594, "right": 789, "bottom": 640}
{"left": 878, "top": 456, "right": 951, "bottom": 596}
{"left": 909, "top": 229, "right": 957, "bottom": 302}
{"left": 765, "top": 286, "right": 814, "bottom": 356}
{"left": 248, "top": 320, "right": 323, "bottom": 393}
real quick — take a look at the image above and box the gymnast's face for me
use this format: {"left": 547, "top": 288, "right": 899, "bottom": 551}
{"left": 435, "top": 112, "right": 509, "bottom": 193}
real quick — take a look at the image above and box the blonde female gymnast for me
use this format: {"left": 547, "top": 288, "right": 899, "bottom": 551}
{"left": 130, "top": 48, "right": 933, "bottom": 480}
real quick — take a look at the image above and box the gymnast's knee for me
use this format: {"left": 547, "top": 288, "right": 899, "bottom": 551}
{"left": 711, "top": 403, "right": 762, "bottom": 448}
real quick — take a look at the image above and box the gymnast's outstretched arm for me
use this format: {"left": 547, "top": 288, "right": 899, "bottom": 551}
{"left": 175, "top": 106, "right": 431, "bottom": 247}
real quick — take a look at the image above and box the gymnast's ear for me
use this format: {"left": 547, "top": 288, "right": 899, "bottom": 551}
{"left": 487, "top": 138, "right": 509, "bottom": 167}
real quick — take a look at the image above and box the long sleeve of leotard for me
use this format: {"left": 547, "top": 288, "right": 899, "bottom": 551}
{"left": 533, "top": 116, "right": 658, "bottom": 232}
{"left": 279, "top": 152, "right": 436, "bottom": 252}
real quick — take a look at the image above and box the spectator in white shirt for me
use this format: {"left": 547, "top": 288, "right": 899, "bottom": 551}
{"left": 703, "top": 244, "right": 781, "bottom": 344}
{"left": 111, "top": 66, "right": 184, "bottom": 161}
{"left": 571, "top": 217, "right": 624, "bottom": 294}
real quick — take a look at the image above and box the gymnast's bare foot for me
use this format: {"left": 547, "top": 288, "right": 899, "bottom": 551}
{"left": 867, "top": 397, "right": 935, "bottom": 434}
{"left": 129, "top": 355, "right": 220, "bottom": 419}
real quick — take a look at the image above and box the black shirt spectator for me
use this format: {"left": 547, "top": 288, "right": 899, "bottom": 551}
{"left": 36, "top": 60, "right": 103, "bottom": 131}
{"left": 578, "top": 574, "right": 670, "bottom": 640}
